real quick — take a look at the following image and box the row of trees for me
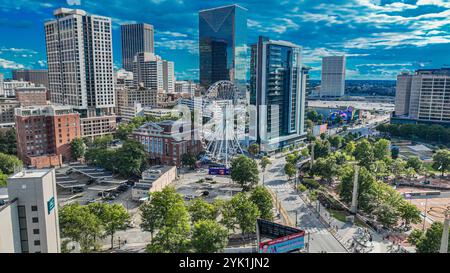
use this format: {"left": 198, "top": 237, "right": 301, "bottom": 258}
{"left": 377, "top": 123, "right": 450, "bottom": 146}
{"left": 59, "top": 202, "right": 130, "bottom": 252}
{"left": 82, "top": 136, "right": 148, "bottom": 178}
{"left": 0, "top": 152, "right": 22, "bottom": 187}
{"left": 140, "top": 186, "right": 274, "bottom": 253}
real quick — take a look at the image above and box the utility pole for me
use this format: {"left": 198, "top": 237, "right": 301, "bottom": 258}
{"left": 310, "top": 141, "right": 315, "bottom": 170}
{"left": 350, "top": 165, "right": 360, "bottom": 215}
{"left": 295, "top": 211, "right": 298, "bottom": 227}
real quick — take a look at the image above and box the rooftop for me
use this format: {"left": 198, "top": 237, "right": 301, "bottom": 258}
{"left": 9, "top": 169, "right": 52, "bottom": 179}
{"left": 199, "top": 4, "right": 248, "bottom": 13}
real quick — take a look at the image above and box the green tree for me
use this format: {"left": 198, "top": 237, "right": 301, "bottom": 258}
{"left": 345, "top": 141, "right": 356, "bottom": 156}
{"left": 248, "top": 143, "right": 260, "bottom": 157}
{"left": 89, "top": 203, "right": 130, "bottom": 249}
{"left": 0, "top": 153, "right": 22, "bottom": 175}
{"left": 230, "top": 155, "right": 259, "bottom": 190}
{"left": 181, "top": 153, "right": 197, "bottom": 169}
{"left": 191, "top": 220, "right": 228, "bottom": 253}
{"left": 310, "top": 139, "right": 331, "bottom": 159}
{"left": 115, "top": 140, "right": 147, "bottom": 177}
{"left": 260, "top": 156, "right": 271, "bottom": 172}
{"left": 0, "top": 171, "right": 7, "bottom": 187}
{"left": 92, "top": 135, "right": 113, "bottom": 149}
{"left": 189, "top": 198, "right": 217, "bottom": 222}
{"left": 329, "top": 135, "right": 343, "bottom": 150}
{"left": 432, "top": 149, "right": 450, "bottom": 176}
{"left": 373, "top": 139, "right": 390, "bottom": 160}
{"left": 311, "top": 155, "right": 339, "bottom": 184}
{"left": 146, "top": 202, "right": 191, "bottom": 253}
{"left": 71, "top": 138, "right": 85, "bottom": 160}
{"left": 284, "top": 162, "right": 297, "bottom": 181}
{"left": 220, "top": 200, "right": 237, "bottom": 234}
{"left": 406, "top": 156, "right": 423, "bottom": 173}
{"left": 59, "top": 203, "right": 102, "bottom": 253}
{"left": 250, "top": 186, "right": 274, "bottom": 221}
{"left": 354, "top": 139, "right": 375, "bottom": 169}
{"left": 306, "top": 110, "right": 320, "bottom": 123}
{"left": 306, "top": 119, "right": 314, "bottom": 132}
{"left": 416, "top": 222, "right": 449, "bottom": 253}
{"left": 140, "top": 187, "right": 184, "bottom": 240}
{"left": 408, "top": 229, "right": 425, "bottom": 246}
{"left": 0, "top": 129, "right": 17, "bottom": 155}
{"left": 230, "top": 193, "right": 260, "bottom": 237}
{"left": 398, "top": 201, "right": 421, "bottom": 227}
{"left": 285, "top": 153, "right": 298, "bottom": 165}
{"left": 373, "top": 202, "right": 400, "bottom": 229}
{"left": 339, "top": 165, "right": 376, "bottom": 213}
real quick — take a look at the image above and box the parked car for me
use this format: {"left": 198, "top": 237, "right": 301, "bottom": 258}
{"left": 205, "top": 176, "right": 214, "bottom": 181}
{"left": 72, "top": 187, "right": 84, "bottom": 193}
{"left": 201, "top": 191, "right": 209, "bottom": 197}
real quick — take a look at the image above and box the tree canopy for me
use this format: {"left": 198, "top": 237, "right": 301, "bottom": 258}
{"left": 230, "top": 155, "right": 259, "bottom": 190}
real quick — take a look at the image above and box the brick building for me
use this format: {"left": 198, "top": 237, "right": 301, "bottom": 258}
{"left": 131, "top": 120, "right": 202, "bottom": 167}
{"left": 15, "top": 105, "right": 80, "bottom": 168}
{"left": 15, "top": 86, "right": 48, "bottom": 107}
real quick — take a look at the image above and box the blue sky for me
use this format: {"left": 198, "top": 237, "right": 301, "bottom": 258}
{"left": 0, "top": 0, "right": 449, "bottom": 80}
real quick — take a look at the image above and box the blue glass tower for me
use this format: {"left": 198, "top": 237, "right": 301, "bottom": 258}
{"left": 199, "top": 4, "right": 248, "bottom": 95}
{"left": 250, "top": 36, "right": 307, "bottom": 152}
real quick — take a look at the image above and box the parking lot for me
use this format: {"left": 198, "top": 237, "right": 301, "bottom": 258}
{"left": 174, "top": 168, "right": 242, "bottom": 203}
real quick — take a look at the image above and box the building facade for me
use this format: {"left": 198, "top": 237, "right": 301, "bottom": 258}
{"left": 199, "top": 4, "right": 248, "bottom": 95}
{"left": 3, "top": 80, "right": 34, "bottom": 97}
{"left": 394, "top": 68, "right": 450, "bottom": 124}
{"left": 15, "top": 105, "right": 80, "bottom": 167}
{"left": 2, "top": 169, "right": 61, "bottom": 253}
{"left": 320, "top": 56, "right": 346, "bottom": 97}
{"left": 15, "top": 86, "right": 48, "bottom": 107}
{"left": 132, "top": 52, "right": 174, "bottom": 93}
{"left": 12, "top": 69, "right": 49, "bottom": 89}
{"left": 0, "top": 98, "right": 20, "bottom": 126}
{"left": 44, "top": 8, "right": 115, "bottom": 117}
{"left": 131, "top": 120, "right": 203, "bottom": 167}
{"left": 250, "top": 37, "right": 306, "bottom": 152}
{"left": 116, "top": 85, "right": 158, "bottom": 118}
{"left": 121, "top": 23, "right": 154, "bottom": 72}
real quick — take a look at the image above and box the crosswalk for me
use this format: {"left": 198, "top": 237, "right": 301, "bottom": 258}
{"left": 302, "top": 227, "right": 330, "bottom": 235}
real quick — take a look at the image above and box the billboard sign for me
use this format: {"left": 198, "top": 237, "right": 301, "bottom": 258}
{"left": 47, "top": 196, "right": 55, "bottom": 215}
{"left": 208, "top": 166, "right": 230, "bottom": 175}
{"left": 259, "top": 231, "right": 305, "bottom": 253}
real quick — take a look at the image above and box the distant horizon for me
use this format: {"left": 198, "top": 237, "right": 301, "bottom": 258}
{"left": 1, "top": 1, "right": 449, "bottom": 81}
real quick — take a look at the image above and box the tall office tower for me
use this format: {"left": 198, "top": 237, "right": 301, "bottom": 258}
{"left": 44, "top": 8, "right": 115, "bottom": 118}
{"left": 133, "top": 52, "right": 163, "bottom": 90}
{"left": 250, "top": 36, "right": 307, "bottom": 152}
{"left": 394, "top": 68, "right": 450, "bottom": 124}
{"left": 121, "top": 23, "right": 154, "bottom": 72}
{"left": 394, "top": 72, "right": 413, "bottom": 116}
{"left": 12, "top": 69, "right": 49, "bottom": 89}
{"left": 15, "top": 105, "right": 81, "bottom": 168}
{"left": 162, "top": 60, "right": 175, "bottom": 93}
{"left": 320, "top": 56, "right": 346, "bottom": 97}
{"left": 199, "top": 4, "right": 248, "bottom": 95}
{"left": 4, "top": 169, "right": 61, "bottom": 253}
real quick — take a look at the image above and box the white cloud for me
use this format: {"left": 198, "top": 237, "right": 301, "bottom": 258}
{"left": 0, "top": 58, "right": 25, "bottom": 69}
{"left": 155, "top": 39, "right": 198, "bottom": 54}
{"left": 66, "top": 0, "right": 81, "bottom": 5}
{"left": 0, "top": 47, "right": 37, "bottom": 54}
{"left": 158, "top": 31, "right": 188, "bottom": 38}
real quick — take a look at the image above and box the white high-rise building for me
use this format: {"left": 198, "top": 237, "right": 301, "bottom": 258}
{"left": 320, "top": 56, "right": 346, "bottom": 97}
{"left": 44, "top": 8, "right": 115, "bottom": 117}
{"left": 132, "top": 52, "right": 175, "bottom": 93}
{"left": 1, "top": 169, "right": 60, "bottom": 253}
{"left": 394, "top": 68, "right": 450, "bottom": 123}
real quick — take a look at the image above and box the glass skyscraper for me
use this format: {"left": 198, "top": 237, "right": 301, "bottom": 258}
{"left": 199, "top": 4, "right": 248, "bottom": 95}
{"left": 250, "top": 36, "right": 307, "bottom": 152}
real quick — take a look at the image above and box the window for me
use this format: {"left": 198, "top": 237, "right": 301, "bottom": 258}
{"left": 34, "top": 240, "right": 41, "bottom": 246}
{"left": 31, "top": 206, "right": 38, "bottom": 211}
{"left": 32, "top": 217, "right": 39, "bottom": 223}
{"left": 33, "top": 229, "right": 40, "bottom": 235}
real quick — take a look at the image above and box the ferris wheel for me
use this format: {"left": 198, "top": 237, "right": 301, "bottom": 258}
{"left": 201, "top": 81, "right": 246, "bottom": 167}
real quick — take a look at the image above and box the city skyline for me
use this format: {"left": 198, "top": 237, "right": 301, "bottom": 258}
{"left": 1, "top": 0, "right": 450, "bottom": 81}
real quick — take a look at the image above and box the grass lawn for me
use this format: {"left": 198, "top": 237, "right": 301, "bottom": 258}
{"left": 328, "top": 209, "right": 368, "bottom": 228}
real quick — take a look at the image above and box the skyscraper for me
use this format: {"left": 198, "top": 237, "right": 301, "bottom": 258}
{"left": 250, "top": 36, "right": 306, "bottom": 152}
{"left": 121, "top": 23, "right": 154, "bottom": 72}
{"left": 44, "top": 8, "right": 115, "bottom": 117}
{"left": 393, "top": 68, "right": 450, "bottom": 124}
{"left": 320, "top": 56, "right": 346, "bottom": 97}
{"left": 199, "top": 4, "right": 248, "bottom": 94}
{"left": 132, "top": 52, "right": 174, "bottom": 93}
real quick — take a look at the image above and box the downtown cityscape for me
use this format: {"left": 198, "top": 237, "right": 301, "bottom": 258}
{"left": 0, "top": 0, "right": 450, "bottom": 263}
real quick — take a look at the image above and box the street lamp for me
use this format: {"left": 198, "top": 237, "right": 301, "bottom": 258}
{"left": 427, "top": 206, "right": 450, "bottom": 253}
{"left": 421, "top": 198, "right": 428, "bottom": 231}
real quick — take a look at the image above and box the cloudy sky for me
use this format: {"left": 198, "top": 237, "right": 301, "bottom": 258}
{"left": 0, "top": 0, "right": 449, "bottom": 80}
